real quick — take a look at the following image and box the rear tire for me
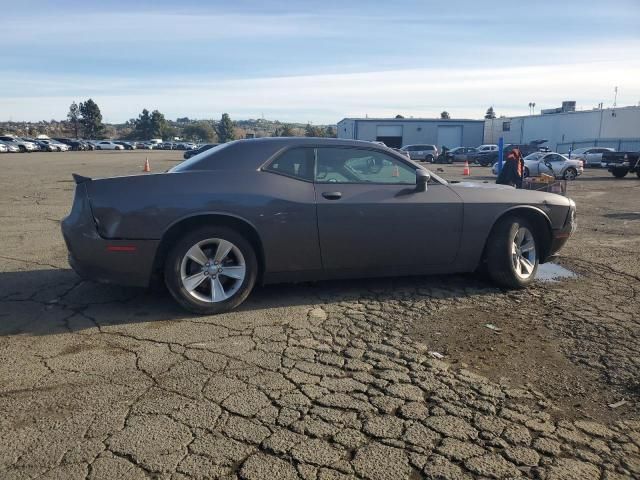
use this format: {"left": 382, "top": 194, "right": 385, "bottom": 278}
{"left": 485, "top": 216, "right": 539, "bottom": 289}
{"left": 523, "top": 167, "right": 530, "bottom": 178}
{"left": 612, "top": 168, "right": 628, "bottom": 178}
{"left": 164, "top": 226, "right": 258, "bottom": 314}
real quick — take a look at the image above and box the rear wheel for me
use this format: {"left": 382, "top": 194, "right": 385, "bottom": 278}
{"left": 611, "top": 168, "right": 628, "bottom": 178}
{"left": 164, "top": 227, "right": 257, "bottom": 314}
{"left": 523, "top": 167, "right": 530, "bottom": 178}
{"left": 485, "top": 216, "right": 538, "bottom": 289}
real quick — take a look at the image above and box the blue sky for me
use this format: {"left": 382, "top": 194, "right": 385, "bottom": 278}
{"left": 1, "top": 0, "right": 639, "bottom": 123}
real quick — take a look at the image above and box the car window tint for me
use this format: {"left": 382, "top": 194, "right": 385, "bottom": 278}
{"left": 265, "top": 148, "right": 314, "bottom": 181}
{"left": 316, "top": 147, "right": 415, "bottom": 184}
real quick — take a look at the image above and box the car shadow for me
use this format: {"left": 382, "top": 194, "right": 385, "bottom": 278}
{"left": 0, "top": 267, "right": 500, "bottom": 337}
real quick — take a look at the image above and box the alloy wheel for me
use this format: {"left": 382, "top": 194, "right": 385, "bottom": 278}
{"left": 511, "top": 226, "right": 536, "bottom": 280}
{"left": 180, "top": 238, "right": 246, "bottom": 303}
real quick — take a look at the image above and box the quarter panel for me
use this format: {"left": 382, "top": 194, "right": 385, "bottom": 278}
{"left": 86, "top": 170, "right": 322, "bottom": 273}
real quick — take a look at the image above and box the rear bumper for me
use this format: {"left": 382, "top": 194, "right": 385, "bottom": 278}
{"left": 61, "top": 185, "right": 159, "bottom": 288}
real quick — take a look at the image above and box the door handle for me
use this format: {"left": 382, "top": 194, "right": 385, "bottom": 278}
{"left": 322, "top": 191, "right": 342, "bottom": 200}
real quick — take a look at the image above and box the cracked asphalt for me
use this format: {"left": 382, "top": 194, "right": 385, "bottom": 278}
{"left": 1, "top": 151, "right": 639, "bottom": 480}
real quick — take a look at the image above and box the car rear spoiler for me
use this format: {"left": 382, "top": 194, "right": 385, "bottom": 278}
{"left": 72, "top": 173, "right": 92, "bottom": 185}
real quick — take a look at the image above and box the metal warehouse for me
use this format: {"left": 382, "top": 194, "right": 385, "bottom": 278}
{"left": 484, "top": 103, "right": 640, "bottom": 153}
{"left": 337, "top": 118, "right": 485, "bottom": 149}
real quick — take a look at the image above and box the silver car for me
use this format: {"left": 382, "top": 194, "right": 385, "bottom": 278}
{"left": 492, "top": 152, "right": 584, "bottom": 180}
{"left": 570, "top": 147, "right": 614, "bottom": 167}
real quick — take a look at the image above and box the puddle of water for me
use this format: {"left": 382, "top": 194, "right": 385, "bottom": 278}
{"left": 536, "top": 263, "right": 578, "bottom": 282}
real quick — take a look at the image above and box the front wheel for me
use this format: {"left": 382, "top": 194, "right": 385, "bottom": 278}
{"left": 563, "top": 167, "right": 578, "bottom": 180}
{"left": 611, "top": 168, "right": 628, "bottom": 178}
{"left": 485, "top": 216, "right": 538, "bottom": 289}
{"left": 164, "top": 227, "right": 258, "bottom": 314}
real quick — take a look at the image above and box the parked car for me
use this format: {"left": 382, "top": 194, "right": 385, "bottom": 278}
{"left": 492, "top": 152, "right": 583, "bottom": 180}
{"left": 570, "top": 147, "right": 614, "bottom": 167}
{"left": 115, "top": 141, "right": 136, "bottom": 150}
{"left": 34, "top": 139, "right": 69, "bottom": 152}
{"left": 183, "top": 143, "right": 218, "bottom": 159}
{"left": 0, "top": 140, "right": 20, "bottom": 153}
{"left": 135, "top": 142, "right": 153, "bottom": 150}
{"left": 473, "top": 142, "right": 550, "bottom": 167}
{"left": 54, "top": 138, "right": 86, "bottom": 151}
{"left": 393, "top": 148, "right": 410, "bottom": 158}
{"left": 0, "top": 136, "right": 37, "bottom": 152}
{"left": 445, "top": 146, "right": 477, "bottom": 163}
{"left": 401, "top": 144, "right": 438, "bottom": 162}
{"left": 95, "top": 141, "right": 124, "bottom": 150}
{"left": 62, "top": 138, "right": 576, "bottom": 314}
{"left": 0, "top": 142, "right": 9, "bottom": 153}
{"left": 32, "top": 139, "right": 58, "bottom": 152}
{"left": 601, "top": 150, "right": 640, "bottom": 178}
{"left": 21, "top": 138, "right": 42, "bottom": 151}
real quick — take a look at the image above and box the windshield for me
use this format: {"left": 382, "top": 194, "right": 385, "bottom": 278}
{"left": 169, "top": 142, "right": 233, "bottom": 172}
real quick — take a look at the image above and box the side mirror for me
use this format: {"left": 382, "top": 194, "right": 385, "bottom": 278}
{"left": 416, "top": 169, "right": 430, "bottom": 192}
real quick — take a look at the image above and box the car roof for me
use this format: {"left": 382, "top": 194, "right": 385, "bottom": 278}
{"left": 173, "top": 137, "right": 412, "bottom": 172}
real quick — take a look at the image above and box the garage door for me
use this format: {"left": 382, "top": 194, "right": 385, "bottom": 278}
{"left": 437, "top": 126, "right": 462, "bottom": 149}
{"left": 376, "top": 125, "right": 403, "bottom": 148}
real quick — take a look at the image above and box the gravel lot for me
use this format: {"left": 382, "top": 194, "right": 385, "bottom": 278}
{"left": 0, "top": 150, "right": 639, "bottom": 479}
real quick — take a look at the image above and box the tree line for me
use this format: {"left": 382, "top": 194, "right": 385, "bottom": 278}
{"left": 59, "top": 99, "right": 337, "bottom": 142}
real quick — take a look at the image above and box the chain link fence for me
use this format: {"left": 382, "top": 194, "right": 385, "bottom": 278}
{"left": 556, "top": 138, "right": 640, "bottom": 154}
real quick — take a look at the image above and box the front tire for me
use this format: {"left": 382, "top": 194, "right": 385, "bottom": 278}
{"left": 611, "top": 168, "right": 628, "bottom": 178}
{"left": 563, "top": 167, "right": 577, "bottom": 180}
{"left": 164, "top": 227, "right": 258, "bottom": 314}
{"left": 485, "top": 216, "right": 538, "bottom": 289}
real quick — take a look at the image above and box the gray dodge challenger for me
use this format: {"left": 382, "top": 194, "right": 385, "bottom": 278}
{"left": 62, "top": 138, "right": 576, "bottom": 314}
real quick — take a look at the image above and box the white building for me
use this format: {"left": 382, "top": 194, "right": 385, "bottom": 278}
{"left": 337, "top": 118, "right": 484, "bottom": 149}
{"left": 484, "top": 104, "right": 640, "bottom": 153}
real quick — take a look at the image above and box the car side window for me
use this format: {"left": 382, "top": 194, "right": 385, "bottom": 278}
{"left": 265, "top": 148, "right": 314, "bottom": 181}
{"left": 316, "top": 147, "right": 415, "bottom": 184}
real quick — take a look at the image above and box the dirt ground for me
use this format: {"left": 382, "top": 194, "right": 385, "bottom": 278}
{"left": 0, "top": 150, "right": 639, "bottom": 479}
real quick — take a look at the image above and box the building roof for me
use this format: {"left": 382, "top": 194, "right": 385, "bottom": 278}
{"left": 338, "top": 117, "right": 484, "bottom": 123}
{"left": 485, "top": 104, "right": 640, "bottom": 121}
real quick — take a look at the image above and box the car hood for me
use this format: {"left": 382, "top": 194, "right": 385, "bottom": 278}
{"left": 448, "top": 180, "right": 572, "bottom": 209}
{"left": 448, "top": 181, "right": 513, "bottom": 190}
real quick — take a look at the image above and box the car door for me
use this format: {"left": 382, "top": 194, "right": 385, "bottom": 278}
{"left": 314, "top": 146, "right": 463, "bottom": 272}
{"left": 260, "top": 147, "right": 323, "bottom": 274}
{"left": 538, "top": 153, "right": 564, "bottom": 177}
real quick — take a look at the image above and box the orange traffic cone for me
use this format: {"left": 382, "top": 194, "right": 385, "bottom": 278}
{"left": 143, "top": 157, "right": 151, "bottom": 172}
{"left": 463, "top": 160, "right": 471, "bottom": 176}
